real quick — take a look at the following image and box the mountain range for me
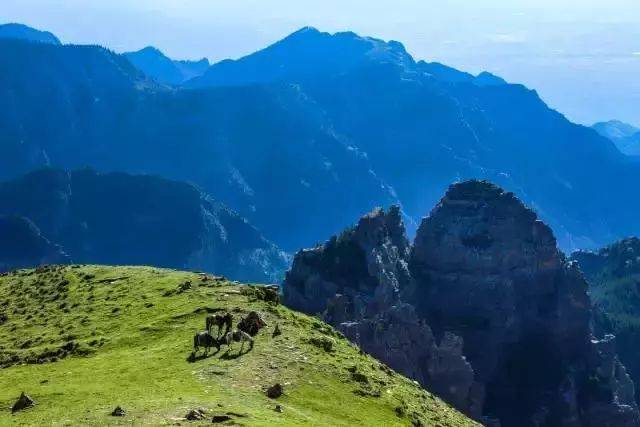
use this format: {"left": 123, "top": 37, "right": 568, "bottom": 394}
{"left": 1, "top": 24, "right": 639, "bottom": 255}
{"left": 0, "top": 169, "right": 289, "bottom": 283}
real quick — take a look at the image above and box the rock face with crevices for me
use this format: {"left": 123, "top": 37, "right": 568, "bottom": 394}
{"left": 284, "top": 206, "right": 483, "bottom": 418}
{"left": 283, "top": 180, "right": 640, "bottom": 426}
{"left": 411, "top": 180, "right": 639, "bottom": 425}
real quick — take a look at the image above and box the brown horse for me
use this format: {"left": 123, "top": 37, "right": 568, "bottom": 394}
{"left": 206, "top": 313, "right": 233, "bottom": 338}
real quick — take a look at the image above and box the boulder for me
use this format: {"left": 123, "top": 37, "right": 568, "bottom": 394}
{"left": 212, "top": 414, "right": 232, "bottom": 423}
{"left": 185, "top": 408, "right": 206, "bottom": 420}
{"left": 11, "top": 392, "right": 35, "bottom": 413}
{"left": 266, "top": 383, "right": 283, "bottom": 399}
{"left": 111, "top": 406, "right": 126, "bottom": 417}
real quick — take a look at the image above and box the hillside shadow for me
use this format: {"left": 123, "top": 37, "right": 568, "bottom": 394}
{"left": 219, "top": 346, "right": 253, "bottom": 360}
{"left": 186, "top": 348, "right": 221, "bottom": 363}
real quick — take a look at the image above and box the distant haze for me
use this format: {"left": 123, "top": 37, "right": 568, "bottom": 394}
{"left": 2, "top": 0, "right": 639, "bottom": 126}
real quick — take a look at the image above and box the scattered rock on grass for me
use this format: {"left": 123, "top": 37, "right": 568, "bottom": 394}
{"left": 310, "top": 336, "right": 334, "bottom": 352}
{"left": 352, "top": 372, "right": 369, "bottom": 383}
{"left": 272, "top": 323, "right": 282, "bottom": 337}
{"left": 266, "top": 383, "right": 283, "bottom": 399}
{"left": 212, "top": 415, "right": 232, "bottom": 423}
{"left": 111, "top": 406, "right": 126, "bottom": 417}
{"left": 11, "top": 392, "right": 36, "bottom": 413}
{"left": 177, "top": 281, "right": 192, "bottom": 293}
{"left": 185, "top": 408, "right": 206, "bottom": 420}
{"left": 275, "top": 404, "right": 283, "bottom": 413}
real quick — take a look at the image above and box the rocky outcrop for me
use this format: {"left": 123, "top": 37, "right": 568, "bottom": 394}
{"left": 411, "top": 180, "right": 638, "bottom": 425}
{"left": 284, "top": 206, "right": 483, "bottom": 418}
{"left": 285, "top": 206, "right": 410, "bottom": 316}
{"left": 284, "top": 180, "right": 640, "bottom": 426}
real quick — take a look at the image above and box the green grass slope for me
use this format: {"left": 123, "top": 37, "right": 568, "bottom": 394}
{"left": 0, "top": 265, "right": 474, "bottom": 426}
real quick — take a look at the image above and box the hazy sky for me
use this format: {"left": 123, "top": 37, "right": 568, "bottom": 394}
{"left": 2, "top": 0, "right": 639, "bottom": 126}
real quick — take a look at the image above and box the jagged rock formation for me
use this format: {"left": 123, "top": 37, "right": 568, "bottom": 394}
{"left": 285, "top": 206, "right": 410, "bottom": 316}
{"left": 284, "top": 180, "right": 640, "bottom": 426}
{"left": 411, "top": 180, "right": 639, "bottom": 425}
{"left": 284, "top": 206, "right": 483, "bottom": 418}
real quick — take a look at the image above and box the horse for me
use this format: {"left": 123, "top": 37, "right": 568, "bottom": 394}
{"left": 237, "top": 311, "right": 267, "bottom": 336}
{"left": 206, "top": 313, "right": 233, "bottom": 338}
{"left": 220, "top": 330, "right": 254, "bottom": 353}
{"left": 193, "top": 331, "right": 218, "bottom": 355}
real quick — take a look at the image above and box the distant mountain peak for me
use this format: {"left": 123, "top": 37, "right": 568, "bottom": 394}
{"left": 124, "top": 45, "right": 209, "bottom": 85}
{"left": 593, "top": 120, "right": 639, "bottom": 139}
{"left": 592, "top": 120, "right": 640, "bottom": 156}
{"left": 0, "top": 23, "right": 61, "bottom": 45}
{"left": 288, "top": 26, "right": 322, "bottom": 37}
{"left": 136, "top": 45, "right": 165, "bottom": 55}
{"left": 474, "top": 71, "right": 507, "bottom": 86}
{"left": 187, "top": 27, "right": 415, "bottom": 88}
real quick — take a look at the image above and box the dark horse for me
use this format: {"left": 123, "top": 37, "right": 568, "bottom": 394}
{"left": 193, "top": 331, "right": 219, "bottom": 355}
{"left": 206, "top": 313, "right": 233, "bottom": 338}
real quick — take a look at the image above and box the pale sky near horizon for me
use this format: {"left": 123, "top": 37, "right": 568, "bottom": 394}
{"left": 2, "top": 0, "right": 639, "bottom": 126}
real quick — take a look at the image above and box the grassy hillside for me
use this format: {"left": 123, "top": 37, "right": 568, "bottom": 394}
{"left": 0, "top": 265, "right": 474, "bottom": 426}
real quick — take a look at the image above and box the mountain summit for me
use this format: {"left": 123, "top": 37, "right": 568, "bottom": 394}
{"left": 0, "top": 23, "right": 61, "bottom": 45}
{"left": 593, "top": 120, "right": 640, "bottom": 156}
{"left": 124, "top": 46, "right": 209, "bottom": 85}
{"left": 187, "top": 27, "right": 415, "bottom": 88}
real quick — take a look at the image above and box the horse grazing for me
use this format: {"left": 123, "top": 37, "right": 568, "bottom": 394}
{"left": 237, "top": 311, "right": 267, "bottom": 336}
{"left": 206, "top": 313, "right": 233, "bottom": 338}
{"left": 221, "top": 330, "right": 254, "bottom": 353}
{"left": 193, "top": 331, "right": 218, "bottom": 355}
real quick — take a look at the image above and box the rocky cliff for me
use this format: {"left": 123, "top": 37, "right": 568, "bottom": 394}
{"left": 283, "top": 180, "right": 640, "bottom": 426}
{"left": 284, "top": 206, "right": 483, "bottom": 417}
